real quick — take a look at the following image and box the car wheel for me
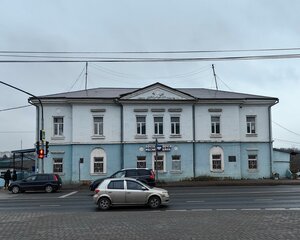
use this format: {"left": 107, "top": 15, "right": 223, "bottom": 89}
{"left": 148, "top": 196, "right": 161, "bottom": 209}
{"left": 45, "top": 185, "right": 53, "bottom": 193}
{"left": 12, "top": 186, "right": 20, "bottom": 194}
{"left": 98, "top": 197, "right": 111, "bottom": 210}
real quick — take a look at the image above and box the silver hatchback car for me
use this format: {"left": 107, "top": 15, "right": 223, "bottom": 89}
{"left": 93, "top": 178, "right": 169, "bottom": 210}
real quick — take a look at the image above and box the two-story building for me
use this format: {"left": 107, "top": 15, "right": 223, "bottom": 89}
{"left": 29, "top": 82, "right": 279, "bottom": 184}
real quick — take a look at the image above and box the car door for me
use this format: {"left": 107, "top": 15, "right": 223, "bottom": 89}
{"left": 125, "top": 180, "right": 148, "bottom": 204}
{"left": 19, "top": 175, "right": 38, "bottom": 191}
{"left": 35, "top": 174, "right": 49, "bottom": 190}
{"left": 106, "top": 180, "right": 125, "bottom": 204}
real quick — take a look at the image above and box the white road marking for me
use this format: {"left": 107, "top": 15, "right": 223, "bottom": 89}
{"left": 191, "top": 209, "right": 212, "bottom": 211}
{"left": 241, "top": 208, "right": 261, "bottom": 211}
{"left": 254, "top": 198, "right": 273, "bottom": 201}
{"left": 216, "top": 208, "right": 237, "bottom": 211}
{"left": 265, "top": 208, "right": 286, "bottom": 211}
{"left": 186, "top": 200, "right": 205, "bottom": 203}
{"left": 288, "top": 208, "right": 300, "bottom": 211}
{"left": 58, "top": 191, "right": 78, "bottom": 198}
{"left": 40, "top": 205, "right": 60, "bottom": 207}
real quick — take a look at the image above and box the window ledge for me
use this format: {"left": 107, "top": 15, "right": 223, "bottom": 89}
{"left": 211, "top": 170, "right": 224, "bottom": 173}
{"left": 246, "top": 134, "right": 257, "bottom": 137}
{"left": 152, "top": 135, "right": 165, "bottom": 139}
{"left": 210, "top": 134, "right": 222, "bottom": 138}
{"left": 170, "top": 134, "right": 182, "bottom": 138}
{"left": 51, "top": 136, "right": 65, "bottom": 140}
{"left": 170, "top": 170, "right": 183, "bottom": 174}
{"left": 135, "top": 135, "right": 148, "bottom": 139}
{"left": 247, "top": 169, "right": 258, "bottom": 173}
{"left": 90, "top": 173, "right": 107, "bottom": 176}
{"left": 91, "top": 135, "right": 105, "bottom": 140}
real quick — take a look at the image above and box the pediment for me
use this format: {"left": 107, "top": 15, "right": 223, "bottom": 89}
{"left": 120, "top": 83, "right": 195, "bottom": 100}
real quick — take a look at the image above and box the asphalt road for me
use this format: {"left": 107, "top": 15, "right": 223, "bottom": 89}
{"left": 1, "top": 185, "right": 300, "bottom": 212}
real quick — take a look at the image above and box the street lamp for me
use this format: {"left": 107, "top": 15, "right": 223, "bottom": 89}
{"left": 0, "top": 81, "right": 45, "bottom": 172}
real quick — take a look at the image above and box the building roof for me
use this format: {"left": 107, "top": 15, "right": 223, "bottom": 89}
{"left": 31, "top": 82, "right": 278, "bottom": 102}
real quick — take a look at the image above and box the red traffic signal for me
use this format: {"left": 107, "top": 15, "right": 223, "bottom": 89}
{"left": 38, "top": 149, "right": 45, "bottom": 159}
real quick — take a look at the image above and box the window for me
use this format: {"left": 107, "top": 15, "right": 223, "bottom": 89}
{"left": 94, "top": 157, "right": 104, "bottom": 173}
{"left": 172, "top": 155, "right": 181, "bottom": 171}
{"left": 228, "top": 156, "right": 236, "bottom": 162}
{"left": 108, "top": 180, "right": 124, "bottom": 189}
{"left": 136, "top": 116, "right": 146, "bottom": 135}
{"left": 126, "top": 180, "right": 144, "bottom": 190}
{"left": 212, "top": 154, "right": 222, "bottom": 170}
{"left": 154, "top": 117, "right": 163, "bottom": 135}
{"left": 137, "top": 156, "right": 146, "bottom": 168}
{"left": 93, "top": 116, "right": 103, "bottom": 136}
{"left": 154, "top": 155, "right": 164, "bottom": 171}
{"left": 53, "top": 117, "right": 63, "bottom": 136}
{"left": 171, "top": 117, "right": 180, "bottom": 135}
{"left": 210, "top": 146, "right": 224, "bottom": 172}
{"left": 53, "top": 158, "right": 63, "bottom": 173}
{"left": 246, "top": 116, "right": 256, "bottom": 134}
{"left": 90, "top": 148, "right": 107, "bottom": 174}
{"left": 211, "top": 116, "right": 220, "bottom": 134}
{"left": 248, "top": 154, "right": 257, "bottom": 169}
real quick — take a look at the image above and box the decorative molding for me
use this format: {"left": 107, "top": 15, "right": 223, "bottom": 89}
{"left": 208, "top": 108, "right": 222, "bottom": 112}
{"left": 90, "top": 109, "right": 106, "bottom": 112}
{"left": 151, "top": 108, "right": 165, "bottom": 112}
{"left": 168, "top": 108, "right": 182, "bottom": 112}
{"left": 134, "top": 109, "right": 148, "bottom": 112}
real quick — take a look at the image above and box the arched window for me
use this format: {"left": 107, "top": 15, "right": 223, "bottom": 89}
{"left": 90, "top": 148, "right": 107, "bottom": 174}
{"left": 210, "top": 146, "right": 224, "bottom": 172}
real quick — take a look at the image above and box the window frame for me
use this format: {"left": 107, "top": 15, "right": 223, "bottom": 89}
{"left": 170, "top": 116, "right": 181, "bottom": 135}
{"left": 93, "top": 115, "right": 104, "bottom": 136}
{"left": 154, "top": 116, "right": 164, "bottom": 135}
{"left": 53, "top": 116, "right": 64, "bottom": 137}
{"left": 211, "top": 115, "right": 221, "bottom": 135}
{"left": 246, "top": 116, "right": 256, "bottom": 134}
{"left": 171, "top": 155, "right": 181, "bottom": 172}
{"left": 210, "top": 146, "right": 224, "bottom": 172}
{"left": 248, "top": 154, "right": 258, "bottom": 170}
{"left": 90, "top": 148, "right": 107, "bottom": 175}
{"left": 137, "top": 156, "right": 146, "bottom": 168}
{"left": 152, "top": 153, "right": 166, "bottom": 172}
{"left": 53, "top": 158, "right": 63, "bottom": 173}
{"left": 136, "top": 116, "right": 146, "bottom": 135}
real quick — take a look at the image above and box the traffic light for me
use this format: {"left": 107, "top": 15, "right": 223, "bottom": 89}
{"left": 45, "top": 141, "right": 49, "bottom": 156}
{"left": 38, "top": 148, "right": 45, "bottom": 159}
{"left": 35, "top": 141, "right": 40, "bottom": 154}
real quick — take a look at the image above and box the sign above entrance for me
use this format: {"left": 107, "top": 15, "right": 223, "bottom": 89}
{"left": 145, "top": 145, "right": 171, "bottom": 152}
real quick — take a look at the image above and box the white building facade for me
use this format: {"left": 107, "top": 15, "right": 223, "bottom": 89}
{"left": 30, "top": 83, "right": 279, "bottom": 184}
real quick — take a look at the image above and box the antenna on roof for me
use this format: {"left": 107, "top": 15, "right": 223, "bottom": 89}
{"left": 85, "top": 62, "right": 88, "bottom": 90}
{"left": 212, "top": 64, "right": 218, "bottom": 90}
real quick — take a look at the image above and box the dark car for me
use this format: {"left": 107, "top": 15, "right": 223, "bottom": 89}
{"left": 89, "top": 168, "right": 155, "bottom": 191}
{"left": 8, "top": 173, "right": 62, "bottom": 194}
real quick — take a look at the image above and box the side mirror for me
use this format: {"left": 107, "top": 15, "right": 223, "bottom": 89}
{"left": 141, "top": 186, "right": 148, "bottom": 191}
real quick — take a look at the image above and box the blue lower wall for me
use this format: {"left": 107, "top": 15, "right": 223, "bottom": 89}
{"left": 44, "top": 142, "right": 272, "bottom": 183}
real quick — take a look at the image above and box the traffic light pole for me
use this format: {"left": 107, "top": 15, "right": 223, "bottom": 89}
{"left": 0, "top": 81, "right": 45, "bottom": 173}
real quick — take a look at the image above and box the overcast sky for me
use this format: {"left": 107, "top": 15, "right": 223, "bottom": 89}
{"left": 1, "top": 0, "right": 300, "bottom": 151}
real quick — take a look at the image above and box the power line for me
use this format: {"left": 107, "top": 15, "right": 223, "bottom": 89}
{"left": 1, "top": 47, "right": 300, "bottom": 54}
{"left": 2, "top": 53, "right": 300, "bottom": 63}
{"left": 0, "top": 105, "right": 32, "bottom": 112}
{"left": 272, "top": 121, "right": 300, "bottom": 137}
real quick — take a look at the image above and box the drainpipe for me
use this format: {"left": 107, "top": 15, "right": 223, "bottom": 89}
{"left": 192, "top": 103, "right": 196, "bottom": 178}
{"left": 115, "top": 99, "right": 124, "bottom": 169}
{"left": 268, "top": 100, "right": 279, "bottom": 178}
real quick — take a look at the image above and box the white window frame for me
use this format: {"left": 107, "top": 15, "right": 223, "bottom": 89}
{"left": 248, "top": 154, "right": 258, "bottom": 170}
{"left": 90, "top": 148, "right": 107, "bottom": 175}
{"left": 93, "top": 116, "right": 104, "bottom": 136}
{"left": 53, "top": 158, "right": 63, "bottom": 173}
{"left": 246, "top": 116, "right": 256, "bottom": 134}
{"left": 171, "top": 116, "right": 180, "bottom": 135}
{"left": 137, "top": 156, "right": 146, "bottom": 168}
{"left": 53, "top": 116, "right": 64, "bottom": 137}
{"left": 154, "top": 116, "right": 164, "bottom": 135}
{"left": 136, "top": 116, "right": 146, "bottom": 135}
{"left": 210, "top": 146, "right": 224, "bottom": 172}
{"left": 211, "top": 116, "right": 221, "bottom": 134}
{"left": 152, "top": 152, "right": 166, "bottom": 172}
{"left": 171, "top": 155, "right": 181, "bottom": 172}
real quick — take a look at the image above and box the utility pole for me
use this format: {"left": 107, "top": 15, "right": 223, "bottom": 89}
{"left": 212, "top": 64, "right": 218, "bottom": 90}
{"left": 85, "top": 62, "right": 88, "bottom": 90}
